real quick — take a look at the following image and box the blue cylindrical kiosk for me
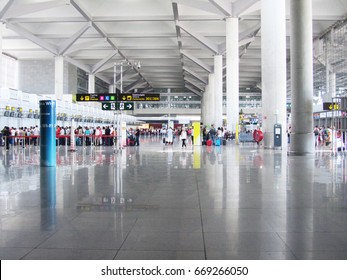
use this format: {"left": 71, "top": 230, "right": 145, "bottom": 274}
{"left": 40, "top": 167, "right": 56, "bottom": 230}
{"left": 40, "top": 100, "right": 56, "bottom": 167}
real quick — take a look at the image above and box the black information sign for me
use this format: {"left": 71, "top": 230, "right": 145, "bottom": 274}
{"left": 323, "top": 102, "right": 339, "bottom": 111}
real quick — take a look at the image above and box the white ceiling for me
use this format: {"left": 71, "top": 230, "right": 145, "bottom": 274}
{"left": 1, "top": 0, "right": 346, "bottom": 94}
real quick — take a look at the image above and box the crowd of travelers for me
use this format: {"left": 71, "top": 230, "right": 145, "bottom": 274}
{"left": 1, "top": 125, "right": 40, "bottom": 150}
{"left": 2, "top": 123, "right": 344, "bottom": 151}
{"left": 313, "top": 125, "right": 346, "bottom": 151}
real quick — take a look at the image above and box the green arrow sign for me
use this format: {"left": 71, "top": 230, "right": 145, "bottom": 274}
{"left": 119, "top": 102, "right": 134, "bottom": 110}
{"left": 101, "top": 102, "right": 134, "bottom": 110}
{"left": 101, "top": 102, "right": 116, "bottom": 110}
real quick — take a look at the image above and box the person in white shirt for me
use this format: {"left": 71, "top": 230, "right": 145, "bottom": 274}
{"left": 95, "top": 126, "right": 101, "bottom": 146}
{"left": 180, "top": 127, "right": 187, "bottom": 148}
{"left": 59, "top": 127, "right": 65, "bottom": 145}
{"left": 33, "top": 125, "right": 40, "bottom": 146}
{"left": 166, "top": 127, "right": 173, "bottom": 145}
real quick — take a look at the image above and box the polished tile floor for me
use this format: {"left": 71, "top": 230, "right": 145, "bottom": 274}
{"left": 1, "top": 137, "right": 347, "bottom": 260}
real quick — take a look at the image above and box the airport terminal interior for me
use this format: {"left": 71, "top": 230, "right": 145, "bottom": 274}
{"left": 1, "top": 0, "right": 347, "bottom": 260}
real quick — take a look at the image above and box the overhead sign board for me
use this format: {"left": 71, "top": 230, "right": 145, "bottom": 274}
{"left": 119, "top": 102, "right": 134, "bottom": 110}
{"left": 101, "top": 102, "right": 134, "bottom": 111}
{"left": 119, "top": 93, "right": 160, "bottom": 101}
{"left": 323, "top": 102, "right": 339, "bottom": 111}
{"left": 134, "top": 93, "right": 160, "bottom": 101}
{"left": 76, "top": 93, "right": 160, "bottom": 102}
{"left": 76, "top": 94, "right": 117, "bottom": 102}
{"left": 119, "top": 94, "right": 134, "bottom": 101}
{"left": 76, "top": 94, "right": 98, "bottom": 102}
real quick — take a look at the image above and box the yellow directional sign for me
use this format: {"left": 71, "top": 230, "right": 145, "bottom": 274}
{"left": 76, "top": 94, "right": 99, "bottom": 102}
{"left": 323, "top": 102, "right": 339, "bottom": 111}
{"left": 119, "top": 94, "right": 133, "bottom": 101}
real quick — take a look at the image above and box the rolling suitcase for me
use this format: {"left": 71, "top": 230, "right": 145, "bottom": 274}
{"left": 215, "top": 138, "right": 221, "bottom": 146}
{"left": 206, "top": 139, "right": 212, "bottom": 146}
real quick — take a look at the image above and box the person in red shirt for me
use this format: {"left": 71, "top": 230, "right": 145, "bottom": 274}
{"left": 253, "top": 127, "right": 263, "bottom": 145}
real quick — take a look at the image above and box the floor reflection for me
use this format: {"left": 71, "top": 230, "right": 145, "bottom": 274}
{"left": 0, "top": 140, "right": 347, "bottom": 260}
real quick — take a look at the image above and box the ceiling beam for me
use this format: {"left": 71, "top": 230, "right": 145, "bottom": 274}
{"left": 63, "top": 39, "right": 101, "bottom": 55}
{"left": 239, "top": 22, "right": 261, "bottom": 40}
{"left": 183, "top": 66, "right": 207, "bottom": 84}
{"left": 70, "top": 0, "right": 151, "bottom": 88}
{"left": 0, "top": 0, "right": 15, "bottom": 20}
{"left": 91, "top": 50, "right": 118, "bottom": 74}
{"left": 94, "top": 61, "right": 114, "bottom": 74}
{"left": 123, "top": 72, "right": 141, "bottom": 81}
{"left": 173, "top": 0, "right": 225, "bottom": 17}
{"left": 177, "top": 21, "right": 220, "bottom": 54}
{"left": 6, "top": 22, "right": 58, "bottom": 54}
{"left": 124, "top": 78, "right": 145, "bottom": 92}
{"left": 239, "top": 37, "right": 255, "bottom": 47}
{"left": 4, "top": 0, "right": 70, "bottom": 19}
{"left": 219, "top": 22, "right": 261, "bottom": 53}
{"left": 233, "top": 0, "right": 259, "bottom": 17}
{"left": 207, "top": 0, "right": 231, "bottom": 17}
{"left": 139, "top": 86, "right": 153, "bottom": 93}
{"left": 58, "top": 22, "right": 92, "bottom": 55}
{"left": 185, "top": 84, "right": 202, "bottom": 97}
{"left": 95, "top": 73, "right": 112, "bottom": 85}
{"left": 64, "top": 56, "right": 91, "bottom": 73}
{"left": 184, "top": 77, "right": 205, "bottom": 91}
{"left": 114, "top": 67, "right": 133, "bottom": 84}
{"left": 181, "top": 50, "right": 213, "bottom": 73}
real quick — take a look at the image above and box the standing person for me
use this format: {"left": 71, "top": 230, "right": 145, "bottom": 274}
{"left": 135, "top": 127, "right": 140, "bottom": 146}
{"left": 320, "top": 126, "right": 326, "bottom": 146}
{"left": 3, "top": 126, "right": 10, "bottom": 150}
{"left": 209, "top": 124, "right": 216, "bottom": 144}
{"left": 33, "top": 125, "right": 40, "bottom": 146}
{"left": 56, "top": 125, "right": 61, "bottom": 146}
{"left": 180, "top": 127, "right": 187, "bottom": 148}
{"left": 202, "top": 126, "right": 208, "bottom": 142}
{"left": 287, "top": 125, "right": 291, "bottom": 144}
{"left": 105, "top": 126, "right": 111, "bottom": 146}
{"left": 59, "top": 126, "right": 66, "bottom": 146}
{"left": 190, "top": 126, "right": 194, "bottom": 145}
{"left": 167, "top": 127, "right": 173, "bottom": 145}
{"left": 314, "top": 125, "right": 319, "bottom": 147}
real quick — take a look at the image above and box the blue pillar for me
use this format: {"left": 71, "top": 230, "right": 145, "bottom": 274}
{"left": 40, "top": 167, "right": 56, "bottom": 230}
{"left": 40, "top": 100, "right": 56, "bottom": 167}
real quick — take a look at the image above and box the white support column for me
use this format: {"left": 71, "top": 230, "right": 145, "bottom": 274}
{"left": 226, "top": 17, "right": 239, "bottom": 134}
{"left": 330, "top": 72, "right": 336, "bottom": 98}
{"left": 290, "top": 0, "right": 314, "bottom": 154}
{"left": 88, "top": 74, "right": 95, "bottom": 93}
{"left": 324, "top": 45, "right": 330, "bottom": 102}
{"left": 214, "top": 54, "right": 223, "bottom": 128}
{"left": 204, "top": 83, "right": 210, "bottom": 126}
{"left": 54, "top": 56, "right": 64, "bottom": 100}
{"left": 0, "top": 23, "right": 3, "bottom": 88}
{"left": 208, "top": 74, "right": 215, "bottom": 126}
{"left": 201, "top": 93, "right": 205, "bottom": 125}
{"left": 261, "top": 0, "right": 287, "bottom": 149}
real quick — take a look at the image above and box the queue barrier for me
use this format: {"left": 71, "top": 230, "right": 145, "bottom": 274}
{"left": 1, "top": 134, "right": 118, "bottom": 148}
